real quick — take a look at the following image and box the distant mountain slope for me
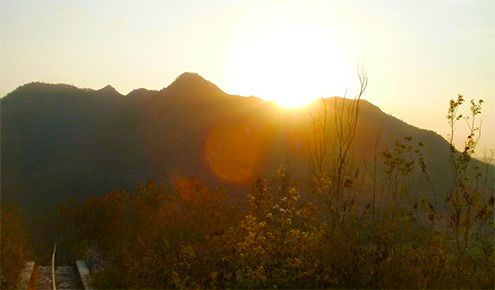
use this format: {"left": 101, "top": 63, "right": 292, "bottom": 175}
{"left": 1, "top": 73, "right": 493, "bottom": 215}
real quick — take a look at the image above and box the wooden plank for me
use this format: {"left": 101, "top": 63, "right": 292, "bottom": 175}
{"left": 75, "top": 260, "right": 93, "bottom": 290}
{"left": 17, "top": 261, "right": 35, "bottom": 290}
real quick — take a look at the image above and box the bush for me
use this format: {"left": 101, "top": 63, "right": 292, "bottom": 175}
{"left": 0, "top": 203, "right": 31, "bottom": 289}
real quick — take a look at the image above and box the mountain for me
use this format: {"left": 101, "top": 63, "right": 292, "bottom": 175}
{"left": 1, "top": 73, "right": 493, "bottom": 216}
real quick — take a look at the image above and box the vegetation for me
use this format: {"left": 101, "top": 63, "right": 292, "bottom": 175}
{"left": 0, "top": 203, "right": 32, "bottom": 289}
{"left": 35, "top": 93, "right": 493, "bottom": 289}
{"left": 1, "top": 72, "right": 493, "bottom": 289}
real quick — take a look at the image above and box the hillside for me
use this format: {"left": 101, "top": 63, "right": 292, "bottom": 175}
{"left": 1, "top": 73, "right": 493, "bottom": 216}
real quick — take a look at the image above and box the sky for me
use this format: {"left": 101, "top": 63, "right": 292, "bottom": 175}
{"left": 1, "top": 0, "right": 494, "bottom": 154}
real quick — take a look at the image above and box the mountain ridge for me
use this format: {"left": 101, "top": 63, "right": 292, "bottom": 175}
{"left": 2, "top": 72, "right": 493, "bottom": 217}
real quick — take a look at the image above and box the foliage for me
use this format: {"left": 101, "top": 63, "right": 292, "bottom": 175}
{"left": 38, "top": 94, "right": 493, "bottom": 289}
{"left": 220, "top": 169, "right": 322, "bottom": 288}
{"left": 0, "top": 203, "right": 32, "bottom": 289}
{"left": 444, "top": 94, "right": 494, "bottom": 286}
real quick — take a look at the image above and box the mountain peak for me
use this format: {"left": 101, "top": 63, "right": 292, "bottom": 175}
{"left": 98, "top": 85, "right": 120, "bottom": 94}
{"left": 165, "top": 72, "right": 212, "bottom": 89}
{"left": 161, "top": 72, "right": 227, "bottom": 99}
{"left": 175, "top": 72, "right": 207, "bottom": 83}
{"left": 3, "top": 82, "right": 81, "bottom": 99}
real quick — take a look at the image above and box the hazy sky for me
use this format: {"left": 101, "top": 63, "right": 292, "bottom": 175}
{"left": 1, "top": 0, "right": 494, "bottom": 153}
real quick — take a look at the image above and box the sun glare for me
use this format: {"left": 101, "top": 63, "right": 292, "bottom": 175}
{"left": 224, "top": 23, "right": 354, "bottom": 109}
{"left": 275, "top": 95, "right": 317, "bottom": 109}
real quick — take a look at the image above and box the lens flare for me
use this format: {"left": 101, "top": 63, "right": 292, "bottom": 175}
{"left": 203, "top": 120, "right": 271, "bottom": 184}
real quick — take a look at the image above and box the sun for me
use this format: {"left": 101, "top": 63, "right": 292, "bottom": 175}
{"left": 223, "top": 23, "right": 354, "bottom": 109}
{"left": 275, "top": 95, "right": 318, "bottom": 109}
